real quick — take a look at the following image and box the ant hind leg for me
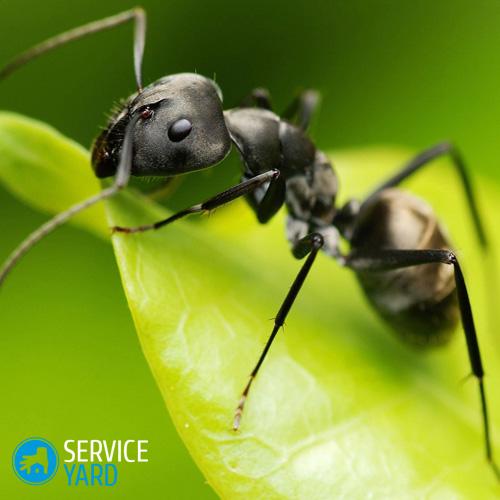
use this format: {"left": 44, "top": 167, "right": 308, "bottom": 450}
{"left": 345, "top": 247, "right": 500, "bottom": 480}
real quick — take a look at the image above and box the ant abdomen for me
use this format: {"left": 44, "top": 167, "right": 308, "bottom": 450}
{"left": 350, "top": 188, "right": 459, "bottom": 347}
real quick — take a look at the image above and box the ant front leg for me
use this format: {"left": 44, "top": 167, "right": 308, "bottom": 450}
{"left": 112, "top": 169, "right": 280, "bottom": 233}
{"left": 241, "top": 168, "right": 286, "bottom": 224}
{"left": 240, "top": 88, "right": 273, "bottom": 110}
{"left": 143, "top": 177, "right": 184, "bottom": 202}
{"left": 233, "top": 231, "right": 325, "bottom": 431}
{"left": 344, "top": 248, "right": 500, "bottom": 480}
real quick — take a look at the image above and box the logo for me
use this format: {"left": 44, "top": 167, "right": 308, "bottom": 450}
{"left": 12, "top": 437, "right": 59, "bottom": 485}
{"left": 12, "top": 437, "right": 148, "bottom": 487}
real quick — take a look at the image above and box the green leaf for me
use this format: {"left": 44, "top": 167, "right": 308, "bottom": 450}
{"left": 0, "top": 111, "right": 107, "bottom": 238}
{"left": 1, "top": 112, "right": 500, "bottom": 497}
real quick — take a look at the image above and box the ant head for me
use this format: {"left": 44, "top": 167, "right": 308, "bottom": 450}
{"left": 92, "top": 73, "right": 231, "bottom": 178}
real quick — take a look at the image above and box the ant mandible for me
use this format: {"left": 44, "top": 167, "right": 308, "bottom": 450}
{"left": 0, "top": 8, "right": 497, "bottom": 480}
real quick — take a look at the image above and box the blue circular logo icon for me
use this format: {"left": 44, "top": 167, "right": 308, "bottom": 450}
{"left": 12, "top": 437, "right": 58, "bottom": 485}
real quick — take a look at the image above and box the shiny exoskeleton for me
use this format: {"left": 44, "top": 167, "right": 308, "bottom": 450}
{"left": 0, "top": 8, "right": 497, "bottom": 481}
{"left": 349, "top": 189, "right": 459, "bottom": 347}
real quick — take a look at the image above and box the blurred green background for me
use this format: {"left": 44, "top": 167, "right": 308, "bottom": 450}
{"left": 2, "top": 0, "right": 500, "bottom": 498}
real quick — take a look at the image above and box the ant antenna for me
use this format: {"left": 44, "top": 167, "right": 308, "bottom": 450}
{"left": 0, "top": 8, "right": 146, "bottom": 92}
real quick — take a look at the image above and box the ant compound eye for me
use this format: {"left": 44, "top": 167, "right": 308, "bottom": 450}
{"left": 168, "top": 118, "right": 193, "bottom": 142}
{"left": 140, "top": 107, "right": 153, "bottom": 120}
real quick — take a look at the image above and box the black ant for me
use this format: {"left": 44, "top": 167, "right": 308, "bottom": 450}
{"left": 0, "top": 8, "right": 497, "bottom": 480}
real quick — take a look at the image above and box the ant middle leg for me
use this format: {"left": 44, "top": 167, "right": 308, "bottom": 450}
{"left": 240, "top": 87, "right": 320, "bottom": 131}
{"left": 233, "top": 231, "right": 325, "bottom": 430}
{"left": 281, "top": 89, "right": 320, "bottom": 131}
